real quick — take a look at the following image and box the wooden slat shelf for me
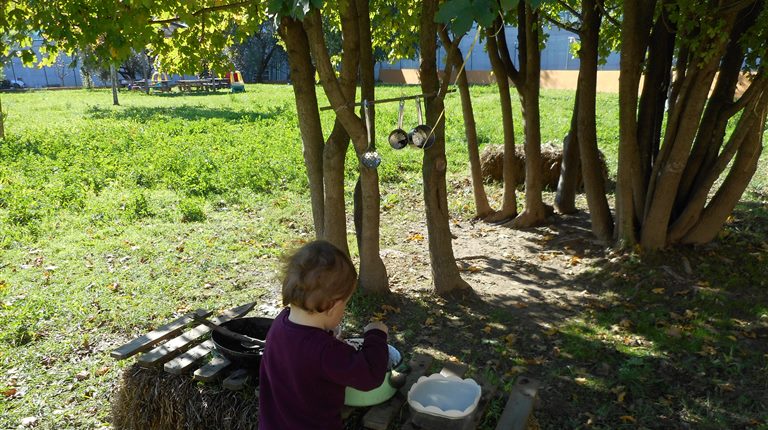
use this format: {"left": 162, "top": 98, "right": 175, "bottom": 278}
{"left": 111, "top": 302, "right": 257, "bottom": 389}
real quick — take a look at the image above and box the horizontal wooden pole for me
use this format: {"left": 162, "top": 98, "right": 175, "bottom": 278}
{"left": 319, "top": 89, "right": 456, "bottom": 111}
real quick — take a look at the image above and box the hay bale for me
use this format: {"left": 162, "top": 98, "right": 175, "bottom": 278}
{"left": 479, "top": 144, "right": 525, "bottom": 185}
{"left": 112, "top": 364, "right": 259, "bottom": 430}
{"left": 479, "top": 143, "right": 608, "bottom": 191}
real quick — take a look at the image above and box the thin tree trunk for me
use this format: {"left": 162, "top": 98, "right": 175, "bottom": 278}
{"left": 509, "top": 4, "right": 547, "bottom": 228}
{"left": 111, "top": 64, "right": 120, "bottom": 106}
{"left": 577, "top": 0, "right": 613, "bottom": 241}
{"left": 682, "top": 100, "right": 767, "bottom": 244}
{"left": 354, "top": 0, "right": 388, "bottom": 293}
{"left": 668, "top": 84, "right": 766, "bottom": 242}
{"left": 0, "top": 95, "right": 5, "bottom": 139}
{"left": 420, "top": 0, "right": 470, "bottom": 295}
{"left": 675, "top": 4, "right": 759, "bottom": 215}
{"left": 486, "top": 21, "right": 518, "bottom": 222}
{"left": 438, "top": 28, "right": 493, "bottom": 219}
{"left": 279, "top": 18, "right": 326, "bottom": 240}
{"left": 323, "top": 121, "right": 351, "bottom": 254}
{"left": 303, "top": 8, "right": 388, "bottom": 293}
{"left": 615, "top": 0, "right": 656, "bottom": 247}
{"left": 555, "top": 81, "right": 581, "bottom": 214}
{"left": 636, "top": 12, "right": 674, "bottom": 203}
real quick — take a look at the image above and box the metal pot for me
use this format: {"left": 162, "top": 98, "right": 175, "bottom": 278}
{"left": 388, "top": 100, "right": 409, "bottom": 149}
{"left": 408, "top": 97, "right": 435, "bottom": 149}
{"left": 210, "top": 317, "right": 273, "bottom": 369}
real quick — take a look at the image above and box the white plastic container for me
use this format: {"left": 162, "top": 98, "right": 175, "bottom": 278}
{"left": 407, "top": 373, "right": 482, "bottom": 430}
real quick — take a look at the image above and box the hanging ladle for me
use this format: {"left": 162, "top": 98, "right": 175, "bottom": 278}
{"left": 360, "top": 99, "right": 381, "bottom": 168}
{"left": 387, "top": 99, "right": 408, "bottom": 150}
{"left": 194, "top": 315, "right": 266, "bottom": 349}
{"left": 408, "top": 97, "right": 435, "bottom": 149}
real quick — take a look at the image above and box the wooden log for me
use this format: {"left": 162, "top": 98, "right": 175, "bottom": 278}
{"left": 137, "top": 302, "right": 256, "bottom": 367}
{"left": 494, "top": 376, "right": 540, "bottom": 430}
{"left": 362, "top": 353, "right": 434, "bottom": 430}
{"left": 110, "top": 309, "right": 211, "bottom": 360}
{"left": 163, "top": 339, "right": 215, "bottom": 375}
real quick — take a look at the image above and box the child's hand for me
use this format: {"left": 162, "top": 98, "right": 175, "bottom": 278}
{"left": 364, "top": 321, "right": 388, "bottom": 335}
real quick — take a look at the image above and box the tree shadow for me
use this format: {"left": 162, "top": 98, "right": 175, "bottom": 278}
{"left": 85, "top": 103, "right": 287, "bottom": 123}
{"left": 344, "top": 205, "right": 768, "bottom": 429}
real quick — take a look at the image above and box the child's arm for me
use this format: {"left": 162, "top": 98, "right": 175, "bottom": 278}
{"left": 320, "top": 325, "right": 389, "bottom": 391}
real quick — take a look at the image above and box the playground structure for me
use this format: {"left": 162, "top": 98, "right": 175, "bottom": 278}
{"left": 228, "top": 71, "right": 245, "bottom": 93}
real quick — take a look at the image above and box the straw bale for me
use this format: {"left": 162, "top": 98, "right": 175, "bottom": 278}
{"left": 479, "top": 143, "right": 607, "bottom": 191}
{"left": 112, "top": 364, "right": 259, "bottom": 430}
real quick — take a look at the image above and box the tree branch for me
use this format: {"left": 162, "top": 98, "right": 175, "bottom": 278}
{"left": 597, "top": 0, "right": 621, "bottom": 28}
{"left": 543, "top": 15, "right": 580, "bottom": 34}
{"left": 557, "top": 0, "right": 582, "bottom": 20}
{"left": 148, "top": 0, "right": 254, "bottom": 24}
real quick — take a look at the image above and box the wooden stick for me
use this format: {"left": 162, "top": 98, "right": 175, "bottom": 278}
{"left": 319, "top": 89, "right": 456, "bottom": 111}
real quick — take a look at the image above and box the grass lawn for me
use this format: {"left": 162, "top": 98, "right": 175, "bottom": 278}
{"left": 1, "top": 86, "right": 767, "bottom": 429}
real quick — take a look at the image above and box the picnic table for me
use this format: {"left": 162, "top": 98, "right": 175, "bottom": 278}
{"left": 177, "top": 78, "right": 231, "bottom": 92}
{"left": 110, "top": 303, "right": 539, "bottom": 429}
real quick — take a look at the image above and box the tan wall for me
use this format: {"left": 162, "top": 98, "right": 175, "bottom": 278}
{"left": 379, "top": 69, "right": 753, "bottom": 96}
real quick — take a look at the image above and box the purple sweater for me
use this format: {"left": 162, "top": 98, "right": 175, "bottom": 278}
{"left": 258, "top": 308, "right": 388, "bottom": 430}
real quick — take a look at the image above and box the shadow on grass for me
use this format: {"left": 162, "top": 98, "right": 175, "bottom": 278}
{"left": 86, "top": 104, "right": 288, "bottom": 123}
{"left": 344, "top": 205, "right": 768, "bottom": 429}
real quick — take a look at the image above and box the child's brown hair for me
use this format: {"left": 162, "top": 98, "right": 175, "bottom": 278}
{"left": 281, "top": 240, "right": 357, "bottom": 313}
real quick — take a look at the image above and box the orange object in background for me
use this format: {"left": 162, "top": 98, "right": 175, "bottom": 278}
{"left": 229, "top": 71, "right": 243, "bottom": 83}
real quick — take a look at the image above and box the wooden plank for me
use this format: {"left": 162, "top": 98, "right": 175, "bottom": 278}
{"left": 136, "top": 302, "right": 256, "bottom": 367}
{"left": 362, "top": 353, "right": 434, "bottom": 430}
{"left": 440, "top": 361, "right": 469, "bottom": 378}
{"left": 494, "top": 376, "right": 540, "bottom": 430}
{"left": 467, "top": 372, "right": 499, "bottom": 430}
{"left": 163, "top": 339, "right": 215, "bottom": 375}
{"left": 222, "top": 369, "right": 250, "bottom": 391}
{"left": 110, "top": 309, "right": 211, "bottom": 360}
{"left": 193, "top": 355, "right": 232, "bottom": 382}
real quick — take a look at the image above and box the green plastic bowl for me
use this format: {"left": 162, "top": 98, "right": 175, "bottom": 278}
{"left": 344, "top": 371, "right": 398, "bottom": 407}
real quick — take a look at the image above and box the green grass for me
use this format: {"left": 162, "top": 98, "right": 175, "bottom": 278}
{"left": 0, "top": 86, "right": 766, "bottom": 429}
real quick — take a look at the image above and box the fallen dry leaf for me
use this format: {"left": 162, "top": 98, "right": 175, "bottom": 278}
{"left": 482, "top": 325, "right": 493, "bottom": 334}
{"left": 2, "top": 387, "right": 17, "bottom": 397}
{"left": 620, "top": 415, "right": 636, "bottom": 423}
{"left": 406, "top": 232, "right": 424, "bottom": 242}
{"left": 652, "top": 287, "right": 666, "bottom": 294}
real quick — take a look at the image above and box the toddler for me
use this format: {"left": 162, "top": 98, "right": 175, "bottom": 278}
{"left": 258, "top": 240, "right": 389, "bottom": 429}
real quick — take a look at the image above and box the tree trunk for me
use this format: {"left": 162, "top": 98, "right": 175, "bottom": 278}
{"left": 668, "top": 79, "right": 767, "bottom": 242}
{"left": 254, "top": 45, "right": 277, "bottom": 83}
{"left": 420, "top": 0, "right": 471, "bottom": 295}
{"left": 576, "top": 0, "right": 613, "bottom": 241}
{"left": 354, "top": 0, "right": 388, "bottom": 293}
{"left": 555, "top": 83, "right": 580, "bottom": 214}
{"left": 636, "top": 13, "right": 674, "bottom": 196}
{"left": 0, "top": 95, "right": 4, "bottom": 139}
{"left": 674, "top": 4, "right": 760, "bottom": 217}
{"left": 615, "top": 0, "right": 656, "bottom": 247}
{"left": 279, "top": 18, "right": 326, "bottom": 240}
{"left": 639, "top": 12, "right": 737, "bottom": 249}
{"left": 506, "top": 4, "right": 547, "bottom": 228}
{"left": 681, "top": 100, "right": 766, "bottom": 244}
{"left": 303, "top": 8, "right": 388, "bottom": 293}
{"left": 438, "top": 28, "right": 493, "bottom": 219}
{"left": 111, "top": 64, "right": 120, "bottom": 106}
{"left": 323, "top": 121, "right": 351, "bottom": 254}
{"left": 486, "top": 21, "right": 518, "bottom": 222}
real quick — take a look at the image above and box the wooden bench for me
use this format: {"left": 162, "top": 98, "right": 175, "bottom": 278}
{"left": 111, "top": 302, "right": 258, "bottom": 390}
